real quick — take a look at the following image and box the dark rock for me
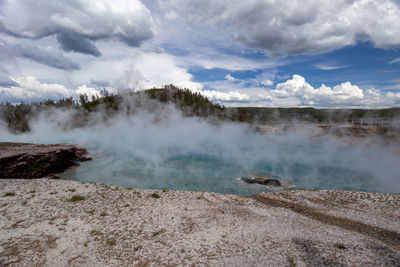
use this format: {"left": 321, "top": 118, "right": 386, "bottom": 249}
{"left": 0, "top": 143, "right": 91, "bottom": 178}
{"left": 241, "top": 176, "right": 282, "bottom": 187}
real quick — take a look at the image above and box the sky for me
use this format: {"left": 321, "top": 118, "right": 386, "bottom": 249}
{"left": 0, "top": 0, "right": 400, "bottom": 108}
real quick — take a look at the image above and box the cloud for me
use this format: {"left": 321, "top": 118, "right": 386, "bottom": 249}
{"left": 225, "top": 74, "right": 235, "bottom": 81}
{"left": 0, "top": 73, "right": 18, "bottom": 88}
{"left": 90, "top": 79, "right": 110, "bottom": 87}
{"left": 0, "top": 41, "right": 80, "bottom": 70}
{"left": 261, "top": 79, "right": 273, "bottom": 86}
{"left": 201, "top": 90, "right": 251, "bottom": 102}
{"left": 0, "top": 76, "right": 100, "bottom": 102}
{"left": 389, "top": 58, "right": 400, "bottom": 64}
{"left": 71, "top": 48, "right": 202, "bottom": 91}
{"left": 56, "top": 31, "right": 101, "bottom": 57}
{"left": 273, "top": 74, "right": 364, "bottom": 106}
{"left": 160, "top": 0, "right": 400, "bottom": 58}
{"left": 75, "top": 84, "right": 100, "bottom": 99}
{"left": 314, "top": 64, "right": 347, "bottom": 70}
{"left": 201, "top": 74, "right": 396, "bottom": 108}
{"left": 0, "top": 0, "right": 154, "bottom": 55}
{"left": 387, "top": 92, "right": 400, "bottom": 103}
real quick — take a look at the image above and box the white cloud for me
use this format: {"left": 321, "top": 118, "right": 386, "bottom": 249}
{"left": 314, "top": 64, "right": 347, "bottom": 70}
{"left": 389, "top": 58, "right": 400, "bottom": 64}
{"left": 108, "top": 51, "right": 203, "bottom": 91}
{"left": 75, "top": 84, "right": 100, "bottom": 99}
{"left": 201, "top": 90, "right": 251, "bottom": 102}
{"left": 0, "top": 76, "right": 100, "bottom": 102}
{"left": 225, "top": 74, "right": 235, "bottom": 81}
{"left": 201, "top": 74, "right": 396, "bottom": 108}
{"left": 273, "top": 75, "right": 364, "bottom": 106}
{"left": 261, "top": 79, "right": 273, "bottom": 86}
{"left": 387, "top": 92, "right": 400, "bottom": 102}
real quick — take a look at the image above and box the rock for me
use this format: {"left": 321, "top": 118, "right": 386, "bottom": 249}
{"left": 0, "top": 142, "right": 91, "bottom": 178}
{"left": 240, "top": 175, "right": 295, "bottom": 189}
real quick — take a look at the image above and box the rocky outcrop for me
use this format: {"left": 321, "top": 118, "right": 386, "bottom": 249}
{"left": 0, "top": 142, "right": 91, "bottom": 178}
{"left": 240, "top": 175, "right": 295, "bottom": 189}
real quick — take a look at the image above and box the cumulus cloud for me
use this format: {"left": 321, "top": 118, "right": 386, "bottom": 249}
{"left": 273, "top": 75, "right": 364, "bottom": 106}
{"left": 201, "top": 74, "right": 395, "bottom": 108}
{"left": 108, "top": 52, "right": 203, "bottom": 91}
{"left": 261, "top": 79, "right": 273, "bottom": 86}
{"left": 0, "top": 0, "right": 154, "bottom": 55}
{"left": 0, "top": 76, "right": 100, "bottom": 102}
{"left": 225, "top": 74, "right": 235, "bottom": 81}
{"left": 201, "top": 90, "right": 251, "bottom": 103}
{"left": 387, "top": 92, "right": 400, "bottom": 103}
{"left": 160, "top": 0, "right": 400, "bottom": 57}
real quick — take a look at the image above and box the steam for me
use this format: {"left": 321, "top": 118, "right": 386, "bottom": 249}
{"left": 1, "top": 96, "right": 399, "bottom": 194}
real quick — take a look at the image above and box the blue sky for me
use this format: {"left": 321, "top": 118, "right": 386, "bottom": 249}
{"left": 1, "top": 0, "right": 400, "bottom": 108}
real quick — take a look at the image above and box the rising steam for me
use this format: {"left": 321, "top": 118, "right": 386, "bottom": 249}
{"left": 1, "top": 95, "right": 399, "bottom": 194}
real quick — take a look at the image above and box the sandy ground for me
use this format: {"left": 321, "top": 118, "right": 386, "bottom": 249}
{"left": 0, "top": 178, "right": 399, "bottom": 266}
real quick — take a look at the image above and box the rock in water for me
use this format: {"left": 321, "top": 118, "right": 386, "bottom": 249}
{"left": 0, "top": 142, "right": 91, "bottom": 178}
{"left": 240, "top": 175, "right": 294, "bottom": 189}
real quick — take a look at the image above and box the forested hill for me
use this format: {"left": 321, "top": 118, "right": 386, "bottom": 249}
{"left": 1, "top": 85, "right": 399, "bottom": 133}
{"left": 0, "top": 85, "right": 228, "bottom": 133}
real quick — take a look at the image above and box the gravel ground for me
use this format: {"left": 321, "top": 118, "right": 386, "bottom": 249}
{"left": 0, "top": 178, "right": 399, "bottom": 266}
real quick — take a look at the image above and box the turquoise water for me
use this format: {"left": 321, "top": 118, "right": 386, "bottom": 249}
{"left": 60, "top": 141, "right": 389, "bottom": 196}
{"left": 2, "top": 113, "right": 398, "bottom": 195}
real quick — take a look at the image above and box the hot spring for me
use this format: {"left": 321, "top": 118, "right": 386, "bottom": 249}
{"left": 1, "top": 108, "right": 399, "bottom": 195}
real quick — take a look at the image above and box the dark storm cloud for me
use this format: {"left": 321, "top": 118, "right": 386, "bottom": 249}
{"left": 56, "top": 31, "right": 101, "bottom": 57}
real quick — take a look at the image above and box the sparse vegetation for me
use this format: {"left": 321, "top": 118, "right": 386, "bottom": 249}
{"left": 335, "top": 243, "right": 347, "bottom": 249}
{"left": 106, "top": 238, "right": 116, "bottom": 246}
{"left": 87, "top": 208, "right": 95, "bottom": 214}
{"left": 68, "top": 195, "right": 85, "bottom": 202}
{"left": 68, "top": 188, "right": 76, "bottom": 192}
{"left": 21, "top": 200, "right": 27, "bottom": 205}
{"left": 151, "top": 192, "right": 160, "bottom": 198}
{"left": 3, "top": 192, "right": 15, "bottom": 197}
{"left": 288, "top": 256, "right": 296, "bottom": 267}
{"left": 152, "top": 228, "right": 166, "bottom": 237}
{"left": 90, "top": 229, "right": 97, "bottom": 235}
{"left": 100, "top": 211, "right": 107, "bottom": 216}
{"left": 39, "top": 155, "right": 49, "bottom": 161}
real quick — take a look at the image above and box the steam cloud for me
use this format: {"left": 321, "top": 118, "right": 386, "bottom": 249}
{"left": 1, "top": 96, "right": 399, "bottom": 194}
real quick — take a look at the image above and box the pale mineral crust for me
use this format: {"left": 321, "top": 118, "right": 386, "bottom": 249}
{"left": 0, "top": 178, "right": 399, "bottom": 266}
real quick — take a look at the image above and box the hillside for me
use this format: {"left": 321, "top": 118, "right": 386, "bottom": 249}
{"left": 1, "top": 85, "right": 399, "bottom": 133}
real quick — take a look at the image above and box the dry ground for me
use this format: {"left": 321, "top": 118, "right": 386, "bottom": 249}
{"left": 0, "top": 178, "right": 399, "bottom": 266}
